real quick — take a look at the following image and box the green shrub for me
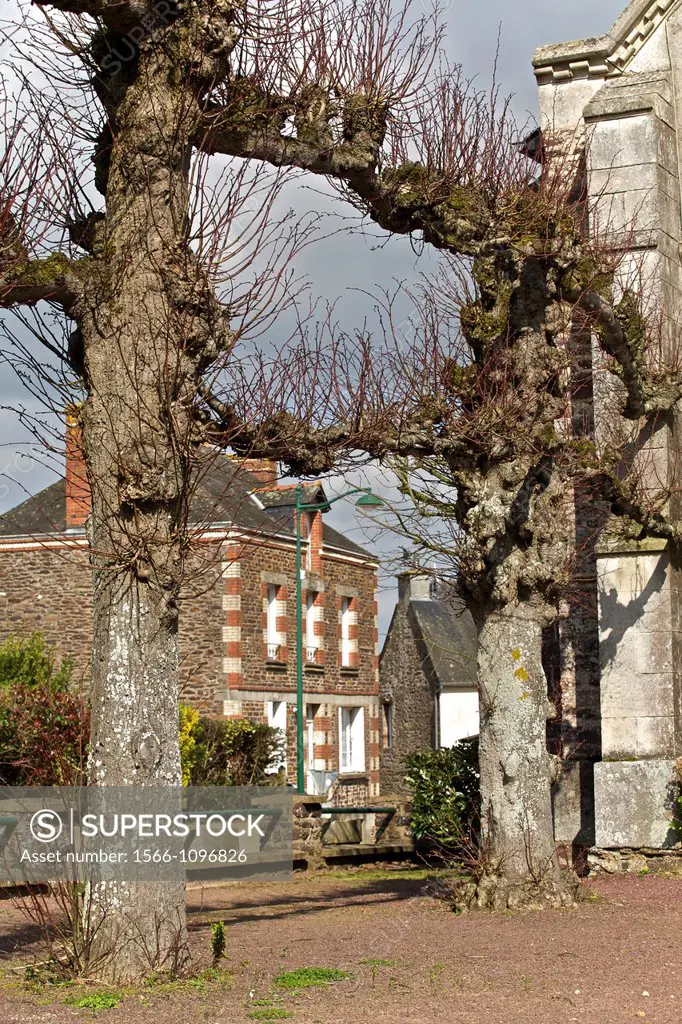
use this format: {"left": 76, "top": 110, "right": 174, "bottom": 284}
{"left": 64, "top": 990, "right": 122, "bottom": 1010}
{"left": 404, "top": 738, "right": 480, "bottom": 851}
{"left": 183, "top": 716, "right": 282, "bottom": 786}
{"left": 0, "top": 634, "right": 88, "bottom": 785}
{"left": 0, "top": 632, "right": 73, "bottom": 692}
{"left": 210, "top": 920, "right": 226, "bottom": 966}
{"left": 179, "top": 704, "right": 200, "bottom": 786}
{"left": 0, "top": 636, "right": 280, "bottom": 788}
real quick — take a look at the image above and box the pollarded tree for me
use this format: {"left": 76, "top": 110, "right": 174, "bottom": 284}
{"left": 207, "top": 69, "right": 682, "bottom": 909}
{"left": 0, "top": 0, "right": 438, "bottom": 981}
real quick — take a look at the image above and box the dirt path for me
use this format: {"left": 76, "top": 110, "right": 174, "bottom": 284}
{"left": 1, "top": 870, "right": 681, "bottom": 1024}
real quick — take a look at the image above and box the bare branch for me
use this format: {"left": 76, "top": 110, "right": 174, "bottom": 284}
{"left": 198, "top": 90, "right": 385, "bottom": 180}
{"left": 0, "top": 253, "right": 80, "bottom": 308}
{"left": 30, "top": 0, "right": 154, "bottom": 34}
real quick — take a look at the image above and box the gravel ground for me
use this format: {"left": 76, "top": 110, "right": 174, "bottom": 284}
{"left": 1, "top": 870, "right": 681, "bottom": 1024}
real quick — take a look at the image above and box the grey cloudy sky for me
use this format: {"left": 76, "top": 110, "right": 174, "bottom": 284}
{"left": 0, "top": 0, "right": 628, "bottom": 639}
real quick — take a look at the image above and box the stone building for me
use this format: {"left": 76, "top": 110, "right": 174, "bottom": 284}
{"left": 532, "top": 0, "right": 682, "bottom": 854}
{"left": 377, "top": 2, "right": 682, "bottom": 850}
{"left": 0, "top": 419, "right": 381, "bottom": 800}
{"left": 379, "top": 574, "right": 477, "bottom": 794}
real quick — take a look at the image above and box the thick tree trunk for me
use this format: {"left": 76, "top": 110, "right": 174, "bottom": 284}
{"left": 75, "top": 47, "right": 201, "bottom": 982}
{"left": 85, "top": 568, "right": 186, "bottom": 980}
{"left": 472, "top": 605, "right": 577, "bottom": 909}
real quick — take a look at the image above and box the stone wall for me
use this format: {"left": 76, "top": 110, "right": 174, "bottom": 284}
{"left": 0, "top": 543, "right": 93, "bottom": 684}
{"left": 292, "top": 795, "right": 414, "bottom": 868}
{"left": 379, "top": 600, "right": 436, "bottom": 794}
{"left": 327, "top": 773, "right": 369, "bottom": 807}
{"left": 0, "top": 539, "right": 227, "bottom": 713}
{"left": 177, "top": 541, "right": 226, "bottom": 714}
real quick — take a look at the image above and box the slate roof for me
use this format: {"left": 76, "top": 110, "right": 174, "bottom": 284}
{"left": 256, "top": 483, "right": 329, "bottom": 510}
{"left": 0, "top": 456, "right": 371, "bottom": 559}
{"left": 409, "top": 597, "right": 477, "bottom": 689}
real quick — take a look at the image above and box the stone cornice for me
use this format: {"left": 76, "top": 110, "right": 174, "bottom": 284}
{"left": 533, "top": 0, "right": 678, "bottom": 85}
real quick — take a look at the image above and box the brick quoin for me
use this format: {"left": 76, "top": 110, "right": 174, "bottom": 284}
{"left": 308, "top": 510, "right": 323, "bottom": 574}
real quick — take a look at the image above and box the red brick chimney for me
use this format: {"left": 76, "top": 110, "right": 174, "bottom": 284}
{"left": 239, "top": 459, "right": 278, "bottom": 486}
{"left": 65, "top": 409, "right": 91, "bottom": 529}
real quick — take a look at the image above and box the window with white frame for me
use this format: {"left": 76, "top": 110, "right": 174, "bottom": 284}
{"left": 340, "top": 596, "right": 351, "bottom": 667}
{"left": 339, "top": 705, "right": 365, "bottom": 773}
{"left": 266, "top": 584, "right": 279, "bottom": 661}
{"left": 306, "top": 703, "right": 319, "bottom": 770}
{"left": 306, "top": 590, "right": 318, "bottom": 664}
{"left": 267, "top": 700, "right": 287, "bottom": 773}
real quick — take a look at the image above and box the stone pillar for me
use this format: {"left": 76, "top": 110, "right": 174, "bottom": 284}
{"left": 584, "top": 71, "right": 682, "bottom": 849}
{"left": 533, "top": 7, "right": 682, "bottom": 854}
{"left": 594, "top": 542, "right": 681, "bottom": 847}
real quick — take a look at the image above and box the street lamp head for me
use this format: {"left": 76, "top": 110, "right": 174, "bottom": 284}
{"left": 355, "top": 491, "right": 383, "bottom": 508}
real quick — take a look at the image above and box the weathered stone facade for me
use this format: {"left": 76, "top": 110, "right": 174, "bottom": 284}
{"left": 379, "top": 575, "right": 477, "bottom": 795}
{"left": 534, "top": 0, "right": 682, "bottom": 853}
{"left": 0, "top": 451, "right": 380, "bottom": 797}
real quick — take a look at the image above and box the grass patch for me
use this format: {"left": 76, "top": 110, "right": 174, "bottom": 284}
{"left": 142, "top": 965, "right": 231, "bottom": 997}
{"left": 64, "top": 991, "right": 122, "bottom": 1010}
{"left": 359, "top": 958, "right": 397, "bottom": 968}
{"left": 249, "top": 1010, "right": 293, "bottom": 1020}
{"left": 324, "top": 867, "right": 433, "bottom": 883}
{"left": 274, "top": 967, "right": 350, "bottom": 989}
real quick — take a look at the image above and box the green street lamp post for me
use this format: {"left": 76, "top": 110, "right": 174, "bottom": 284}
{"left": 294, "top": 484, "right": 383, "bottom": 794}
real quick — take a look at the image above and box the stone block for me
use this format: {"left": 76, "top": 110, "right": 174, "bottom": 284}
{"left": 587, "top": 848, "right": 649, "bottom": 875}
{"left": 601, "top": 673, "right": 674, "bottom": 720}
{"left": 601, "top": 716, "right": 638, "bottom": 759}
{"left": 537, "top": 80, "right": 604, "bottom": 133}
{"left": 552, "top": 761, "right": 595, "bottom": 845}
{"left": 589, "top": 115, "right": 664, "bottom": 172}
{"left": 590, "top": 162, "right": 679, "bottom": 203}
{"left": 597, "top": 550, "right": 669, "bottom": 597}
{"left": 640, "top": 600, "right": 673, "bottom": 634}
{"left": 584, "top": 75, "right": 675, "bottom": 128}
{"left": 591, "top": 187, "right": 680, "bottom": 244}
{"left": 594, "top": 759, "right": 679, "bottom": 848}
{"left": 636, "top": 715, "right": 676, "bottom": 757}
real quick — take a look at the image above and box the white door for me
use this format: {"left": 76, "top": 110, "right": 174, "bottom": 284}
{"left": 439, "top": 690, "right": 479, "bottom": 747}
